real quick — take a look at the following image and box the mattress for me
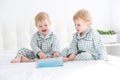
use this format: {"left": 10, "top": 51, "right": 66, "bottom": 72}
{"left": 0, "top": 51, "right": 120, "bottom": 80}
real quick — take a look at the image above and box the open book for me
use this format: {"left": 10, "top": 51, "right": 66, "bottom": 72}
{"left": 37, "top": 57, "right": 63, "bottom": 68}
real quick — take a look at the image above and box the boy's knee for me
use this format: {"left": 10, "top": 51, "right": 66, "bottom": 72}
{"left": 75, "top": 52, "right": 93, "bottom": 61}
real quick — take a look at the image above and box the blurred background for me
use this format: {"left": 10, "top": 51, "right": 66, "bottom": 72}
{"left": 0, "top": 0, "right": 120, "bottom": 53}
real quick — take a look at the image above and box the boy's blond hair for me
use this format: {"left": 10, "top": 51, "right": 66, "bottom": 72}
{"left": 73, "top": 9, "right": 92, "bottom": 26}
{"left": 35, "top": 12, "right": 51, "bottom": 26}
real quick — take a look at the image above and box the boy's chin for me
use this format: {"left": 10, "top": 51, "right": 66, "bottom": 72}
{"left": 42, "top": 32, "right": 48, "bottom": 35}
{"left": 77, "top": 30, "right": 82, "bottom": 33}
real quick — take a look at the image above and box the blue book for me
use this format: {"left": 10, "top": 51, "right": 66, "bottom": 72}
{"left": 37, "top": 57, "right": 63, "bottom": 68}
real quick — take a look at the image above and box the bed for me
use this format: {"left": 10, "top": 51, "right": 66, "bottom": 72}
{"left": 1, "top": 1, "right": 120, "bottom": 79}
{"left": 0, "top": 51, "right": 120, "bottom": 80}
{"left": 0, "top": 17, "right": 120, "bottom": 80}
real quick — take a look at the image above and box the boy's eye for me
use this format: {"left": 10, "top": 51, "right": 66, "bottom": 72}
{"left": 44, "top": 24, "right": 48, "bottom": 27}
{"left": 75, "top": 24, "right": 76, "bottom": 26}
{"left": 75, "top": 24, "right": 80, "bottom": 26}
{"left": 77, "top": 24, "right": 80, "bottom": 26}
{"left": 39, "top": 26, "right": 42, "bottom": 28}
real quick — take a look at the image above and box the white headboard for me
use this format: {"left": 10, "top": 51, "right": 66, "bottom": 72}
{"left": 0, "top": 21, "right": 75, "bottom": 51}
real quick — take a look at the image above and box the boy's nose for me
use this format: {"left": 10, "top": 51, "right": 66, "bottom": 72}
{"left": 75, "top": 27, "right": 78, "bottom": 30}
{"left": 42, "top": 26, "right": 46, "bottom": 28}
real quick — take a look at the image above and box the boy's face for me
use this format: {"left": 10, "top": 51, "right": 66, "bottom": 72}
{"left": 36, "top": 20, "right": 50, "bottom": 36}
{"left": 74, "top": 18, "right": 89, "bottom": 33}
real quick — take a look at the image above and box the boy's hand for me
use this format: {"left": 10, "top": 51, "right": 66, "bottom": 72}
{"left": 37, "top": 52, "right": 48, "bottom": 59}
{"left": 68, "top": 53, "right": 76, "bottom": 61}
{"left": 52, "top": 52, "right": 59, "bottom": 58}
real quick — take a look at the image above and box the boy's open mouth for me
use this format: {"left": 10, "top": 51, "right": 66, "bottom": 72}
{"left": 42, "top": 30, "right": 47, "bottom": 32}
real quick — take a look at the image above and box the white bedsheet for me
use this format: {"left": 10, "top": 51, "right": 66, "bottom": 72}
{"left": 0, "top": 51, "right": 120, "bottom": 80}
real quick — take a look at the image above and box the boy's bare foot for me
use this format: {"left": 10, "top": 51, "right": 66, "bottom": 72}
{"left": 21, "top": 56, "right": 35, "bottom": 62}
{"left": 11, "top": 56, "right": 21, "bottom": 63}
{"left": 62, "top": 57, "right": 69, "bottom": 62}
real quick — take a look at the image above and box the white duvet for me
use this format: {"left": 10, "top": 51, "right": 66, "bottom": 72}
{"left": 0, "top": 51, "right": 120, "bottom": 80}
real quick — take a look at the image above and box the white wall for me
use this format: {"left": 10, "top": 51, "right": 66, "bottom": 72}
{"left": 0, "top": 0, "right": 111, "bottom": 28}
{"left": 0, "top": 0, "right": 111, "bottom": 50}
{"left": 111, "top": 0, "right": 120, "bottom": 42}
